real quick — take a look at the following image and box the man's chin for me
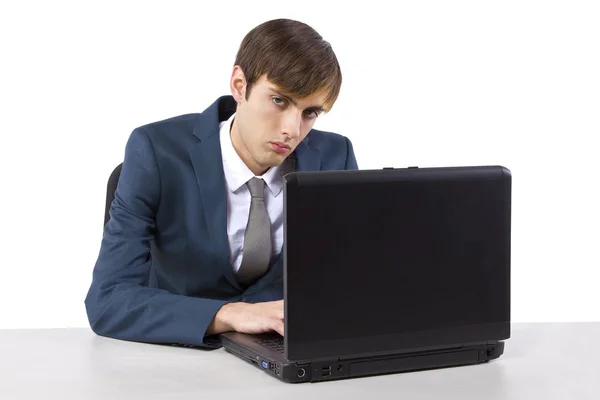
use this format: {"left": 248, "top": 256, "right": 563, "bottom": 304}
{"left": 265, "top": 158, "right": 285, "bottom": 168}
{"left": 259, "top": 154, "right": 288, "bottom": 169}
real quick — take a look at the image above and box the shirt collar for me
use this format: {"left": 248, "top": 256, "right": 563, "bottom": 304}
{"left": 219, "top": 113, "right": 286, "bottom": 197}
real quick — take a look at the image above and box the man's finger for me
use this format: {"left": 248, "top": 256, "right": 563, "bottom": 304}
{"left": 271, "top": 319, "right": 285, "bottom": 336}
{"left": 275, "top": 300, "right": 284, "bottom": 317}
{"left": 275, "top": 305, "right": 284, "bottom": 320}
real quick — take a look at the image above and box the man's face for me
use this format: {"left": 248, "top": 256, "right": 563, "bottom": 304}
{"left": 230, "top": 70, "right": 327, "bottom": 176}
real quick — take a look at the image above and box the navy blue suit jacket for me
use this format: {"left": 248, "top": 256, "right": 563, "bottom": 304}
{"left": 85, "top": 95, "right": 358, "bottom": 348}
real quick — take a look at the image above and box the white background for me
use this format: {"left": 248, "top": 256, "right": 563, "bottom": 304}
{"left": 0, "top": 0, "right": 598, "bottom": 329}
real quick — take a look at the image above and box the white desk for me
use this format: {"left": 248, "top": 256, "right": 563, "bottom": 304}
{"left": 1, "top": 323, "right": 598, "bottom": 399}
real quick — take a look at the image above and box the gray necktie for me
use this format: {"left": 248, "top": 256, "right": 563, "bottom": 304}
{"left": 236, "top": 177, "right": 272, "bottom": 286}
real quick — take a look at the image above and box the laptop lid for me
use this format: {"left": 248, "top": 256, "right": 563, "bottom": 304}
{"left": 282, "top": 165, "right": 511, "bottom": 362}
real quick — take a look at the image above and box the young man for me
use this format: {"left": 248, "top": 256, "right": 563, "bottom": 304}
{"left": 84, "top": 18, "right": 358, "bottom": 348}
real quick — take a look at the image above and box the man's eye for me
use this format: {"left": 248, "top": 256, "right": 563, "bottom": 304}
{"left": 272, "top": 97, "right": 285, "bottom": 105}
{"left": 304, "top": 110, "right": 320, "bottom": 119}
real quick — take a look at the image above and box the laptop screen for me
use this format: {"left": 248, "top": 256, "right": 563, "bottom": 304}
{"left": 284, "top": 167, "right": 511, "bottom": 360}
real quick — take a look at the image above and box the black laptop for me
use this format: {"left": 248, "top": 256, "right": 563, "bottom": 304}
{"left": 219, "top": 165, "right": 511, "bottom": 383}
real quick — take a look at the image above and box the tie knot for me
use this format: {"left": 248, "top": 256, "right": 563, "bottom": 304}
{"left": 247, "top": 177, "right": 266, "bottom": 198}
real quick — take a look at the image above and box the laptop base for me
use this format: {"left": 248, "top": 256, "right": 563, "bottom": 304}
{"left": 220, "top": 333, "right": 504, "bottom": 383}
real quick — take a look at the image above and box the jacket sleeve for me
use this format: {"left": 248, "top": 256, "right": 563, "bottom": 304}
{"left": 344, "top": 136, "right": 359, "bottom": 170}
{"left": 84, "top": 128, "right": 229, "bottom": 348}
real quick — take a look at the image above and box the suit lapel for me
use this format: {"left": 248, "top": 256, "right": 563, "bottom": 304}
{"left": 189, "top": 96, "right": 243, "bottom": 291}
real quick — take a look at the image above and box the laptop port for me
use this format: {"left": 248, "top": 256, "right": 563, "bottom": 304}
{"left": 321, "top": 366, "right": 331, "bottom": 377}
{"left": 297, "top": 368, "right": 306, "bottom": 378}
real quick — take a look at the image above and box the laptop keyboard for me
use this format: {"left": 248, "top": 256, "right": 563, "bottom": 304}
{"left": 255, "top": 337, "right": 284, "bottom": 353}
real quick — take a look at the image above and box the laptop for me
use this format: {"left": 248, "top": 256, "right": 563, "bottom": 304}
{"left": 219, "top": 165, "right": 511, "bottom": 383}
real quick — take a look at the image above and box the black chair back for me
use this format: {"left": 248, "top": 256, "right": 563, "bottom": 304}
{"left": 104, "top": 163, "right": 123, "bottom": 226}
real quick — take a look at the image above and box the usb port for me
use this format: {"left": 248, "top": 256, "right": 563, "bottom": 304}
{"left": 321, "top": 366, "right": 331, "bottom": 377}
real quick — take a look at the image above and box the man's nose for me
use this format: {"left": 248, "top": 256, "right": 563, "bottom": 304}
{"left": 282, "top": 111, "right": 302, "bottom": 139}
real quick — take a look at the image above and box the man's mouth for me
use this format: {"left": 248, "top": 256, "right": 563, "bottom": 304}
{"left": 271, "top": 142, "right": 291, "bottom": 154}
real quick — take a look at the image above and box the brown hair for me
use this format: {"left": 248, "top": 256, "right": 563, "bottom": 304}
{"left": 234, "top": 19, "right": 342, "bottom": 112}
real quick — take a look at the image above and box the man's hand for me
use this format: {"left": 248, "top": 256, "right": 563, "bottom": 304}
{"left": 207, "top": 300, "right": 284, "bottom": 336}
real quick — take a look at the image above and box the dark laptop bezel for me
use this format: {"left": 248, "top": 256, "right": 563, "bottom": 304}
{"left": 283, "top": 165, "right": 511, "bottom": 362}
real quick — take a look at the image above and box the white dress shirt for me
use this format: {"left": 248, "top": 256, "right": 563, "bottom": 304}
{"left": 218, "top": 113, "right": 291, "bottom": 272}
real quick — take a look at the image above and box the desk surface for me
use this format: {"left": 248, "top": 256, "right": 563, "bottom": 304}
{"left": 1, "top": 323, "right": 598, "bottom": 399}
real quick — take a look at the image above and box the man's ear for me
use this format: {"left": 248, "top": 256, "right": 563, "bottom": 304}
{"left": 230, "top": 66, "right": 247, "bottom": 104}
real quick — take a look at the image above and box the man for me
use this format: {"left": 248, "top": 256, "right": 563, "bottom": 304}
{"left": 84, "top": 18, "right": 358, "bottom": 348}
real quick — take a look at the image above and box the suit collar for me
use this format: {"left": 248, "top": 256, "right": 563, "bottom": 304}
{"left": 192, "top": 95, "right": 237, "bottom": 141}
